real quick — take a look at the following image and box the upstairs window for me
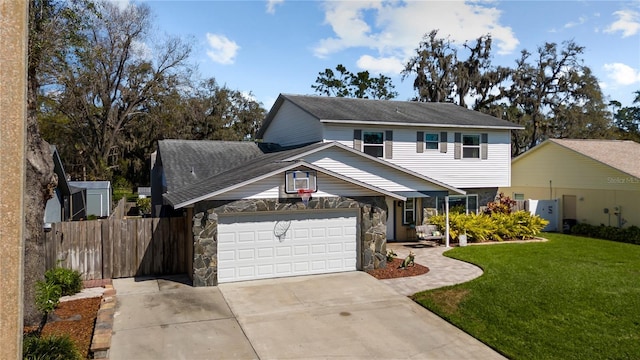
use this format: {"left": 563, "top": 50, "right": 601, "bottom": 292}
{"left": 462, "top": 134, "right": 480, "bottom": 158}
{"left": 425, "top": 133, "right": 439, "bottom": 150}
{"left": 363, "top": 131, "right": 384, "bottom": 158}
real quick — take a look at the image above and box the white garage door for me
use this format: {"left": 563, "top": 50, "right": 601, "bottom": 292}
{"left": 217, "top": 210, "right": 357, "bottom": 283}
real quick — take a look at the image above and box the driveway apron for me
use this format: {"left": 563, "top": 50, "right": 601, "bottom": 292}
{"left": 219, "top": 272, "right": 505, "bottom": 360}
{"left": 110, "top": 275, "right": 257, "bottom": 360}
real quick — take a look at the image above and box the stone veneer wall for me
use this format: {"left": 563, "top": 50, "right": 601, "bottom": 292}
{"left": 191, "top": 196, "right": 387, "bottom": 287}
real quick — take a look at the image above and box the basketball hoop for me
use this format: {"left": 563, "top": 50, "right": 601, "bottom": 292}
{"left": 297, "top": 188, "right": 313, "bottom": 206}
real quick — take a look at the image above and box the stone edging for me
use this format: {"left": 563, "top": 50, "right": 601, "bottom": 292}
{"left": 90, "top": 284, "right": 116, "bottom": 359}
{"left": 466, "top": 237, "right": 548, "bottom": 246}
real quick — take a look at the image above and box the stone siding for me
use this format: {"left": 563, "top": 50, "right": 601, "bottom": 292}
{"left": 191, "top": 196, "right": 387, "bottom": 287}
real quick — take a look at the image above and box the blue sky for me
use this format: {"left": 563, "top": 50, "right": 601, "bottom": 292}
{"left": 126, "top": 0, "right": 640, "bottom": 110}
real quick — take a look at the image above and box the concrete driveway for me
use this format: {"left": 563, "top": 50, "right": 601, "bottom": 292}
{"left": 111, "top": 272, "right": 505, "bottom": 359}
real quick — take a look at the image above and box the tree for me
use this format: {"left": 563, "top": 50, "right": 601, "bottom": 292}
{"left": 402, "top": 30, "right": 456, "bottom": 103}
{"left": 402, "top": 30, "right": 509, "bottom": 108}
{"left": 312, "top": 64, "right": 398, "bottom": 99}
{"left": 505, "top": 41, "right": 612, "bottom": 155}
{"left": 119, "top": 78, "right": 266, "bottom": 186}
{"left": 41, "top": 1, "right": 192, "bottom": 181}
{"left": 24, "top": 0, "right": 88, "bottom": 326}
{"left": 611, "top": 91, "right": 640, "bottom": 142}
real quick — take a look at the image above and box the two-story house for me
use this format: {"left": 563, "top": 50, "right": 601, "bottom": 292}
{"left": 152, "top": 94, "right": 522, "bottom": 286}
{"left": 257, "top": 94, "right": 522, "bottom": 241}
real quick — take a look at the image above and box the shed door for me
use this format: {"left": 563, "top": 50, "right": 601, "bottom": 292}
{"left": 217, "top": 211, "right": 358, "bottom": 283}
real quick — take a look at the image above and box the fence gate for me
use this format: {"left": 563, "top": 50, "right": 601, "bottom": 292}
{"left": 44, "top": 217, "right": 191, "bottom": 280}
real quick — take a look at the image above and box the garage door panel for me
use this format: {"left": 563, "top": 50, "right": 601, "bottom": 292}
{"left": 218, "top": 211, "right": 357, "bottom": 283}
{"left": 237, "top": 249, "right": 255, "bottom": 260}
{"left": 276, "top": 247, "right": 291, "bottom": 256}
{"left": 256, "top": 265, "right": 273, "bottom": 275}
{"left": 293, "top": 228, "right": 309, "bottom": 239}
{"left": 311, "top": 228, "right": 326, "bottom": 238}
{"left": 256, "top": 231, "right": 272, "bottom": 242}
{"left": 238, "top": 232, "right": 256, "bottom": 242}
{"left": 257, "top": 247, "right": 274, "bottom": 258}
{"left": 294, "top": 245, "right": 309, "bottom": 255}
{"left": 327, "top": 243, "right": 343, "bottom": 253}
{"left": 218, "top": 250, "right": 236, "bottom": 261}
{"left": 311, "top": 244, "right": 326, "bottom": 254}
{"left": 276, "top": 263, "right": 291, "bottom": 273}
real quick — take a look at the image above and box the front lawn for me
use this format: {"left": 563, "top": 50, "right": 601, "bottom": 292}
{"left": 412, "top": 233, "right": 640, "bottom": 359}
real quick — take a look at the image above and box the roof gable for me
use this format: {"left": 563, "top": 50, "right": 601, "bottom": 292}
{"left": 257, "top": 94, "right": 523, "bottom": 138}
{"left": 516, "top": 139, "right": 640, "bottom": 179}
{"left": 163, "top": 141, "right": 464, "bottom": 208}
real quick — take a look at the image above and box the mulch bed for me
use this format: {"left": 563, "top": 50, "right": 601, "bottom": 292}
{"left": 366, "top": 257, "right": 429, "bottom": 280}
{"left": 24, "top": 296, "right": 102, "bottom": 359}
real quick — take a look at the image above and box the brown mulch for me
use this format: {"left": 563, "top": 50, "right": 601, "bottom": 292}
{"left": 366, "top": 257, "right": 429, "bottom": 280}
{"left": 24, "top": 296, "right": 101, "bottom": 359}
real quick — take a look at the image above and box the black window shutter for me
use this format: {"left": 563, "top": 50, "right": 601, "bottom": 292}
{"left": 440, "top": 131, "right": 447, "bottom": 153}
{"left": 385, "top": 130, "right": 393, "bottom": 159}
{"left": 416, "top": 131, "right": 424, "bottom": 153}
{"left": 481, "top": 133, "right": 488, "bottom": 159}
{"left": 454, "top": 132, "right": 462, "bottom": 159}
{"left": 353, "top": 129, "right": 362, "bottom": 150}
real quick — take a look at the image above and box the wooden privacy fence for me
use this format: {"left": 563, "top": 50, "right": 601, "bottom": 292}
{"left": 44, "top": 217, "right": 192, "bottom": 280}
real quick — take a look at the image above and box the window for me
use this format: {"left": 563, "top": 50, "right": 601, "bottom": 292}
{"left": 462, "top": 134, "right": 480, "bottom": 158}
{"left": 403, "top": 198, "right": 415, "bottom": 224}
{"left": 514, "top": 193, "right": 525, "bottom": 201}
{"left": 363, "top": 131, "right": 384, "bottom": 157}
{"left": 425, "top": 133, "right": 439, "bottom": 150}
{"left": 439, "top": 195, "right": 478, "bottom": 215}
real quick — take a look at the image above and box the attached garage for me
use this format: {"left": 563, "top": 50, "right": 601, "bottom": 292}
{"left": 217, "top": 210, "right": 357, "bottom": 283}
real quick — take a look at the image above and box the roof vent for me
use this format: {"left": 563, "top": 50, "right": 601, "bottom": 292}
{"left": 190, "top": 166, "right": 195, "bottom": 175}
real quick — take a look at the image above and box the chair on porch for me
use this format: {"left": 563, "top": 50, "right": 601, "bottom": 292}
{"left": 414, "top": 224, "right": 444, "bottom": 246}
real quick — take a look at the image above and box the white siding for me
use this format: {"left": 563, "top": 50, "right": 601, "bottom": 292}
{"left": 262, "top": 101, "right": 323, "bottom": 146}
{"left": 215, "top": 172, "right": 379, "bottom": 200}
{"left": 305, "top": 148, "right": 449, "bottom": 192}
{"left": 323, "top": 124, "right": 512, "bottom": 188}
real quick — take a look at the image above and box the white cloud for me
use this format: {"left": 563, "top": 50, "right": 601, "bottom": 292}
{"left": 313, "top": 0, "right": 519, "bottom": 61}
{"left": 105, "top": 0, "right": 130, "bottom": 11}
{"left": 266, "top": 0, "right": 284, "bottom": 14}
{"left": 564, "top": 16, "right": 587, "bottom": 29}
{"left": 205, "top": 33, "right": 240, "bottom": 65}
{"left": 356, "top": 55, "right": 404, "bottom": 75}
{"left": 604, "top": 10, "right": 640, "bottom": 37}
{"left": 604, "top": 63, "right": 640, "bottom": 86}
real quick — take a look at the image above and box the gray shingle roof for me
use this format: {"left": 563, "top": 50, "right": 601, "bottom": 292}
{"left": 157, "top": 140, "right": 269, "bottom": 192}
{"left": 163, "top": 142, "right": 329, "bottom": 207}
{"left": 549, "top": 139, "right": 640, "bottom": 179}
{"left": 257, "top": 94, "right": 523, "bottom": 138}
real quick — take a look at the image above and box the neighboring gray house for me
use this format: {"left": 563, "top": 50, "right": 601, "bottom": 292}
{"left": 44, "top": 146, "right": 86, "bottom": 225}
{"left": 151, "top": 94, "right": 522, "bottom": 286}
{"left": 68, "top": 181, "right": 112, "bottom": 218}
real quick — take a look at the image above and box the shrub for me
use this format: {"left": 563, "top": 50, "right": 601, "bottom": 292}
{"left": 35, "top": 281, "right": 61, "bottom": 315}
{"left": 429, "top": 211, "right": 548, "bottom": 243}
{"left": 137, "top": 197, "right": 151, "bottom": 215}
{"left": 23, "top": 333, "right": 82, "bottom": 360}
{"left": 45, "top": 267, "right": 83, "bottom": 296}
{"left": 485, "top": 192, "right": 517, "bottom": 215}
{"left": 571, "top": 223, "right": 640, "bottom": 245}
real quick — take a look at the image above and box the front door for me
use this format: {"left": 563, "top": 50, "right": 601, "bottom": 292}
{"left": 562, "top": 195, "right": 577, "bottom": 232}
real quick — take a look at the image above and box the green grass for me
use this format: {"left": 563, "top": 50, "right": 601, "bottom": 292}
{"left": 412, "top": 233, "right": 640, "bottom": 360}
{"left": 113, "top": 188, "right": 137, "bottom": 202}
